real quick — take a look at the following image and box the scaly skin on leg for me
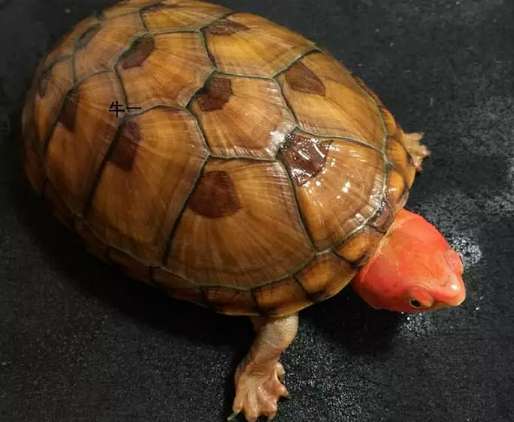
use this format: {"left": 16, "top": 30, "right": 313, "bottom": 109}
{"left": 229, "top": 314, "right": 299, "bottom": 422}
{"left": 402, "top": 132, "right": 431, "bottom": 171}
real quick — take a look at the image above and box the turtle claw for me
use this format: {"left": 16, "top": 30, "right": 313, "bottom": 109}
{"left": 227, "top": 411, "right": 240, "bottom": 421}
{"left": 232, "top": 361, "right": 288, "bottom": 422}
{"left": 402, "top": 131, "right": 431, "bottom": 171}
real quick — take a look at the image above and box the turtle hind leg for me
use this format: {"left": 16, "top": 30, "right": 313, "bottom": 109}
{"left": 402, "top": 131, "right": 431, "bottom": 171}
{"left": 229, "top": 314, "right": 298, "bottom": 422}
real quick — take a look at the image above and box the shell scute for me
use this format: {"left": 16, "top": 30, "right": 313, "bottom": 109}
{"left": 141, "top": 0, "right": 231, "bottom": 32}
{"left": 278, "top": 52, "right": 385, "bottom": 149}
{"left": 87, "top": 108, "right": 209, "bottom": 265}
{"left": 190, "top": 75, "right": 296, "bottom": 160}
{"left": 117, "top": 32, "right": 213, "bottom": 109}
{"left": 295, "top": 253, "right": 355, "bottom": 302}
{"left": 46, "top": 72, "right": 122, "bottom": 215}
{"left": 166, "top": 159, "right": 314, "bottom": 288}
{"left": 280, "top": 134, "right": 385, "bottom": 251}
{"left": 204, "top": 13, "right": 316, "bottom": 77}
{"left": 74, "top": 13, "right": 145, "bottom": 82}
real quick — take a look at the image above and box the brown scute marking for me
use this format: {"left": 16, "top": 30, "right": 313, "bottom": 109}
{"left": 76, "top": 24, "right": 102, "bottom": 49}
{"left": 188, "top": 170, "right": 241, "bottom": 218}
{"left": 197, "top": 77, "right": 233, "bottom": 112}
{"left": 38, "top": 68, "right": 51, "bottom": 97}
{"left": 285, "top": 61, "right": 326, "bottom": 96}
{"left": 143, "top": 2, "right": 176, "bottom": 13}
{"left": 280, "top": 133, "right": 331, "bottom": 186}
{"left": 58, "top": 89, "right": 80, "bottom": 132}
{"left": 120, "top": 36, "right": 156, "bottom": 69}
{"left": 109, "top": 120, "right": 142, "bottom": 172}
{"left": 206, "top": 19, "right": 250, "bottom": 36}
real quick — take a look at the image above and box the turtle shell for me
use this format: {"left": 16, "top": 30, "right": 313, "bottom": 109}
{"left": 22, "top": 0, "right": 418, "bottom": 317}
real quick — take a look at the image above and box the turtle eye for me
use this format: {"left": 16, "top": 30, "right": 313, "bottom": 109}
{"left": 409, "top": 299, "right": 423, "bottom": 309}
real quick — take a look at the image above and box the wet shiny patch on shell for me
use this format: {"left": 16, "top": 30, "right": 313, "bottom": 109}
{"left": 58, "top": 89, "right": 80, "bottom": 132}
{"left": 205, "top": 18, "right": 250, "bottom": 36}
{"left": 368, "top": 200, "right": 395, "bottom": 233}
{"left": 197, "top": 76, "right": 233, "bottom": 112}
{"left": 280, "top": 133, "right": 331, "bottom": 186}
{"left": 109, "top": 120, "right": 142, "bottom": 172}
{"left": 120, "top": 36, "right": 156, "bottom": 69}
{"left": 188, "top": 170, "right": 241, "bottom": 218}
{"left": 285, "top": 61, "right": 326, "bottom": 96}
{"left": 76, "top": 24, "right": 102, "bottom": 49}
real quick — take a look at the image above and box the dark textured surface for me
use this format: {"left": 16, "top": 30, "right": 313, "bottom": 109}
{"left": 1, "top": 0, "right": 513, "bottom": 421}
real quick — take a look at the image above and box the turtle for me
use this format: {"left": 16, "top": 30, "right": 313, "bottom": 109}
{"left": 21, "top": 1, "right": 466, "bottom": 421}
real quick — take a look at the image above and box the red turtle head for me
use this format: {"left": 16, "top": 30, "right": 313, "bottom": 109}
{"left": 353, "top": 209, "right": 466, "bottom": 313}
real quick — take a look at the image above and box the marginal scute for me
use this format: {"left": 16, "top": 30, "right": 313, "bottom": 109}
{"left": 22, "top": 137, "right": 46, "bottom": 194}
{"left": 188, "top": 170, "right": 242, "bottom": 218}
{"left": 296, "top": 253, "right": 355, "bottom": 301}
{"left": 44, "top": 182, "right": 75, "bottom": 230}
{"left": 253, "top": 278, "right": 311, "bottom": 317}
{"left": 38, "top": 68, "right": 52, "bottom": 97}
{"left": 206, "top": 18, "right": 250, "bottom": 36}
{"left": 76, "top": 24, "right": 102, "bottom": 49}
{"left": 33, "top": 58, "right": 74, "bottom": 149}
{"left": 153, "top": 268, "right": 198, "bottom": 289}
{"left": 75, "top": 222, "right": 109, "bottom": 262}
{"left": 196, "top": 76, "right": 233, "bottom": 112}
{"left": 109, "top": 120, "right": 142, "bottom": 172}
{"left": 109, "top": 248, "right": 152, "bottom": 284}
{"left": 166, "top": 287, "right": 205, "bottom": 307}
{"left": 279, "top": 133, "right": 331, "bottom": 186}
{"left": 141, "top": 0, "right": 231, "bottom": 32}
{"left": 43, "top": 15, "right": 100, "bottom": 68}
{"left": 386, "top": 168, "right": 407, "bottom": 210}
{"left": 205, "top": 287, "right": 258, "bottom": 315}
{"left": 368, "top": 200, "right": 395, "bottom": 233}
{"left": 387, "top": 137, "right": 416, "bottom": 188}
{"left": 335, "top": 226, "right": 383, "bottom": 267}
{"left": 58, "top": 89, "right": 80, "bottom": 132}
{"left": 102, "top": 0, "right": 164, "bottom": 19}
{"left": 204, "top": 12, "right": 315, "bottom": 77}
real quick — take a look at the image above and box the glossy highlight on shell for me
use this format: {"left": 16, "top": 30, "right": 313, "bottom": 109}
{"left": 22, "top": 0, "right": 419, "bottom": 318}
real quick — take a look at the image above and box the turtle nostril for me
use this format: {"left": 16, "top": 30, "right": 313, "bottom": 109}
{"left": 410, "top": 299, "right": 422, "bottom": 308}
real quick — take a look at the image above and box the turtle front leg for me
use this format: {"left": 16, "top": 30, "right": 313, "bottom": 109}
{"left": 402, "top": 131, "right": 430, "bottom": 171}
{"left": 229, "top": 314, "right": 299, "bottom": 422}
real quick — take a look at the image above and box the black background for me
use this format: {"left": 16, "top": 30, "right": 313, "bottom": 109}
{"left": 1, "top": 1, "right": 513, "bottom": 421}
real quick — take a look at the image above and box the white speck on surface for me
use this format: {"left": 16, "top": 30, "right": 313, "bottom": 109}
{"left": 399, "top": 313, "right": 437, "bottom": 337}
{"left": 450, "top": 234, "right": 483, "bottom": 266}
{"left": 64, "top": 8, "right": 71, "bottom": 14}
